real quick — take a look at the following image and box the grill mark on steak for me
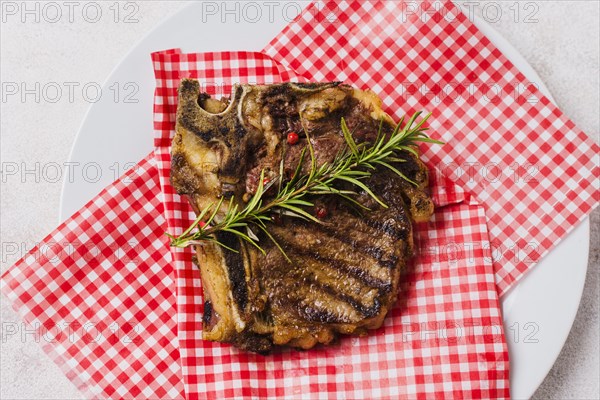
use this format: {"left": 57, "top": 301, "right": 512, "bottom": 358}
{"left": 231, "top": 330, "right": 272, "bottom": 354}
{"left": 300, "top": 305, "right": 347, "bottom": 324}
{"left": 260, "top": 244, "right": 383, "bottom": 301}
{"left": 362, "top": 216, "right": 410, "bottom": 241}
{"left": 271, "top": 276, "right": 382, "bottom": 324}
{"left": 215, "top": 231, "right": 248, "bottom": 311}
{"left": 259, "top": 243, "right": 385, "bottom": 327}
{"left": 315, "top": 221, "right": 401, "bottom": 269}
{"left": 282, "top": 285, "right": 365, "bottom": 325}
{"left": 293, "top": 82, "right": 343, "bottom": 90}
{"left": 290, "top": 248, "right": 394, "bottom": 294}
{"left": 294, "top": 280, "right": 382, "bottom": 324}
{"left": 270, "top": 223, "right": 397, "bottom": 279}
{"left": 288, "top": 250, "right": 386, "bottom": 303}
{"left": 306, "top": 277, "right": 383, "bottom": 319}
{"left": 202, "top": 301, "right": 212, "bottom": 324}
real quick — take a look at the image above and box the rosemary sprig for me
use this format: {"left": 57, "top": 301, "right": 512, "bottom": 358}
{"left": 167, "top": 111, "right": 442, "bottom": 258}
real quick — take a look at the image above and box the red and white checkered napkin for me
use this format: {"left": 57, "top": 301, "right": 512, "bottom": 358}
{"left": 151, "top": 49, "right": 509, "bottom": 399}
{"left": 0, "top": 155, "right": 185, "bottom": 399}
{"left": 264, "top": 0, "right": 600, "bottom": 295}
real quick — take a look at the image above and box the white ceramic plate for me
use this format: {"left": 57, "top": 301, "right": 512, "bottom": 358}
{"left": 60, "top": 3, "right": 589, "bottom": 399}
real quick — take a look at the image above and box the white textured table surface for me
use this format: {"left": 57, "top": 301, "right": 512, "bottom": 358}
{"left": 1, "top": 1, "right": 598, "bottom": 399}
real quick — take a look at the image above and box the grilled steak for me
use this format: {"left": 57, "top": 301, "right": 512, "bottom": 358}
{"left": 171, "top": 80, "right": 434, "bottom": 352}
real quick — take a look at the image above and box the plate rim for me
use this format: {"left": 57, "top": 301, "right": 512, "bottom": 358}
{"left": 471, "top": 15, "right": 589, "bottom": 398}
